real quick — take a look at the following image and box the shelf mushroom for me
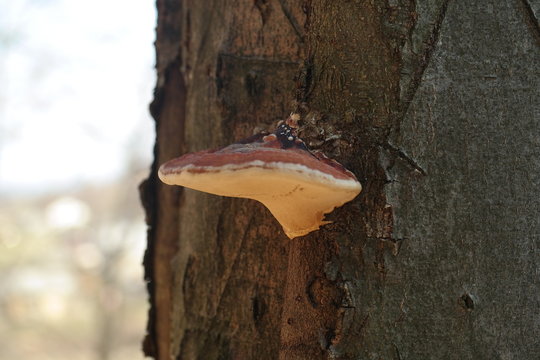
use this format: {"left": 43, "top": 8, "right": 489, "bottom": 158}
{"left": 158, "top": 118, "right": 362, "bottom": 238}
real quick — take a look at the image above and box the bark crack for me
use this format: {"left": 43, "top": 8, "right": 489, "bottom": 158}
{"left": 278, "top": 0, "right": 305, "bottom": 41}
{"left": 218, "top": 52, "right": 299, "bottom": 65}
{"left": 196, "top": 4, "right": 220, "bottom": 61}
{"left": 383, "top": 142, "right": 427, "bottom": 176}
{"left": 212, "top": 211, "right": 255, "bottom": 316}
{"left": 517, "top": 0, "right": 540, "bottom": 45}
{"left": 399, "top": 0, "right": 450, "bottom": 118}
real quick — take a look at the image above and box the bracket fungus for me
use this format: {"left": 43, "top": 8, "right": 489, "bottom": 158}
{"left": 158, "top": 116, "right": 362, "bottom": 239}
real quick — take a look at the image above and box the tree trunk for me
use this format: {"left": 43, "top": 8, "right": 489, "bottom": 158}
{"left": 140, "top": 1, "right": 540, "bottom": 359}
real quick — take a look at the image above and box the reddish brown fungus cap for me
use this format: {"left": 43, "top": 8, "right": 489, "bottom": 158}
{"left": 158, "top": 120, "right": 362, "bottom": 238}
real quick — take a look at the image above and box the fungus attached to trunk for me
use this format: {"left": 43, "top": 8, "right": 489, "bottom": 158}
{"left": 158, "top": 117, "right": 362, "bottom": 238}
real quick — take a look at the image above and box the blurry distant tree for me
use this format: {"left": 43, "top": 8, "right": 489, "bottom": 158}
{"left": 141, "top": 1, "right": 540, "bottom": 359}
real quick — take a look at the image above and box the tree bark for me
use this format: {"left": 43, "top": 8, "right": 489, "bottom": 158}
{"left": 140, "top": 1, "right": 540, "bottom": 359}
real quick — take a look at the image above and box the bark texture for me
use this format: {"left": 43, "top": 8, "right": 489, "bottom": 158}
{"left": 141, "top": 0, "right": 540, "bottom": 359}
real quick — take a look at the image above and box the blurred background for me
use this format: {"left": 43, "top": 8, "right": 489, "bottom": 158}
{"left": 0, "top": 0, "right": 155, "bottom": 359}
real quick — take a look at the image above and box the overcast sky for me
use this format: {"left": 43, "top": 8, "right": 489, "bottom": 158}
{"left": 0, "top": 0, "right": 156, "bottom": 195}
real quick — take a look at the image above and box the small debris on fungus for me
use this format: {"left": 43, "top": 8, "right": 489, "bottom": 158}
{"left": 158, "top": 115, "right": 362, "bottom": 238}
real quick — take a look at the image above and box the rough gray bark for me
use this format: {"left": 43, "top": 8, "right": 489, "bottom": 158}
{"left": 382, "top": 1, "right": 540, "bottom": 358}
{"left": 141, "top": 0, "right": 540, "bottom": 359}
